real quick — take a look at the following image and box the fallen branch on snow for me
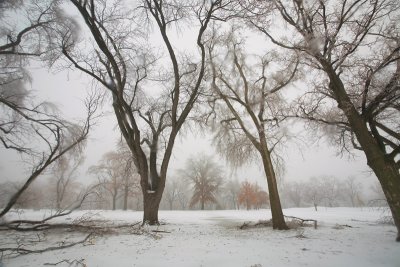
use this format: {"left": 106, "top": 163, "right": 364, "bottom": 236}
{"left": 239, "top": 216, "right": 318, "bottom": 230}
{"left": 0, "top": 220, "right": 144, "bottom": 259}
{"left": 151, "top": 230, "right": 171, "bottom": 234}
{"left": 44, "top": 258, "right": 86, "bottom": 266}
{"left": 239, "top": 220, "right": 272, "bottom": 230}
{"left": 0, "top": 233, "right": 93, "bottom": 258}
{"left": 284, "top": 215, "right": 317, "bottom": 229}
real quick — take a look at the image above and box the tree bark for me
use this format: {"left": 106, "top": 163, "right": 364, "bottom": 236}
{"left": 142, "top": 191, "right": 163, "bottom": 225}
{"left": 259, "top": 148, "right": 288, "bottom": 230}
{"left": 325, "top": 64, "right": 400, "bottom": 241}
{"left": 123, "top": 185, "right": 128, "bottom": 211}
{"left": 112, "top": 195, "right": 116, "bottom": 210}
{"left": 139, "top": 163, "right": 165, "bottom": 225}
{"left": 367, "top": 153, "right": 400, "bottom": 242}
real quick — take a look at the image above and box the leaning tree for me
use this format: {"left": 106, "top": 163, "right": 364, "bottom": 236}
{"left": 0, "top": 0, "right": 97, "bottom": 217}
{"left": 242, "top": 0, "right": 400, "bottom": 240}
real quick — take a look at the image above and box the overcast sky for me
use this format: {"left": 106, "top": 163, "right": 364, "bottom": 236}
{"left": 0, "top": 2, "right": 378, "bottom": 190}
{"left": 0, "top": 64, "right": 376, "bottom": 188}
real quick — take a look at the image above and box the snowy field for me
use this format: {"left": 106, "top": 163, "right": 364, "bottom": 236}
{"left": 1, "top": 207, "right": 399, "bottom": 267}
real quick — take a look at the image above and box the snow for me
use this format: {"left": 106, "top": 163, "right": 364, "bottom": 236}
{"left": 1, "top": 208, "right": 399, "bottom": 267}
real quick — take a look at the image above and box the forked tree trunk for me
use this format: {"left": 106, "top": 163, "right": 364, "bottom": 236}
{"left": 326, "top": 67, "right": 400, "bottom": 241}
{"left": 260, "top": 150, "right": 288, "bottom": 230}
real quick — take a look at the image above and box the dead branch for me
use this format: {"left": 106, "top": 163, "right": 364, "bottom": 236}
{"left": 0, "top": 220, "right": 145, "bottom": 260}
{"left": 332, "top": 224, "right": 357, "bottom": 229}
{"left": 239, "top": 221, "right": 250, "bottom": 230}
{"left": 239, "top": 220, "right": 272, "bottom": 230}
{"left": 284, "top": 215, "right": 318, "bottom": 229}
{"left": 289, "top": 228, "right": 308, "bottom": 239}
{"left": 0, "top": 220, "right": 142, "bottom": 235}
{"left": 44, "top": 258, "right": 86, "bottom": 266}
{"left": 239, "top": 216, "right": 317, "bottom": 230}
{"left": 0, "top": 233, "right": 93, "bottom": 258}
{"left": 151, "top": 230, "right": 171, "bottom": 233}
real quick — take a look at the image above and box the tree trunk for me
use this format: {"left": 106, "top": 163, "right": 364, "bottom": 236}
{"left": 56, "top": 198, "right": 61, "bottom": 210}
{"left": 142, "top": 191, "right": 163, "bottom": 225}
{"left": 141, "top": 169, "right": 165, "bottom": 225}
{"left": 0, "top": 170, "right": 41, "bottom": 217}
{"left": 112, "top": 195, "right": 116, "bottom": 210}
{"left": 368, "top": 156, "right": 400, "bottom": 242}
{"left": 201, "top": 200, "right": 205, "bottom": 210}
{"left": 260, "top": 150, "right": 288, "bottom": 230}
{"left": 325, "top": 66, "right": 400, "bottom": 241}
{"left": 123, "top": 185, "right": 128, "bottom": 211}
{"left": 350, "top": 197, "right": 355, "bottom": 208}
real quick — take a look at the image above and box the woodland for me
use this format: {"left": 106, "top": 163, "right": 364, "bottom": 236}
{"left": 0, "top": 0, "right": 399, "bottom": 264}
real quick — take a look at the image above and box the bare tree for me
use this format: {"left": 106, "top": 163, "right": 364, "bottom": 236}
{"left": 0, "top": 0, "right": 97, "bottom": 218}
{"left": 176, "top": 181, "right": 190, "bottom": 210}
{"left": 223, "top": 178, "right": 241, "bottom": 210}
{"left": 370, "top": 179, "right": 386, "bottom": 201}
{"left": 163, "top": 178, "right": 180, "bottom": 210}
{"left": 180, "top": 154, "right": 223, "bottom": 210}
{"left": 343, "top": 176, "right": 363, "bottom": 207}
{"left": 0, "top": 92, "right": 97, "bottom": 217}
{"left": 304, "top": 177, "right": 324, "bottom": 211}
{"left": 0, "top": 180, "right": 47, "bottom": 210}
{"left": 245, "top": 0, "right": 400, "bottom": 240}
{"left": 208, "top": 30, "right": 298, "bottom": 229}
{"left": 116, "top": 141, "right": 141, "bottom": 211}
{"left": 48, "top": 155, "right": 84, "bottom": 210}
{"left": 61, "top": 0, "right": 229, "bottom": 224}
{"left": 284, "top": 181, "right": 303, "bottom": 208}
{"left": 321, "top": 176, "right": 341, "bottom": 207}
{"left": 89, "top": 151, "right": 126, "bottom": 210}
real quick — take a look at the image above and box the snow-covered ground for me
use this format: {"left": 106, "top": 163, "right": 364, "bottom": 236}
{"left": 1, "top": 207, "right": 399, "bottom": 267}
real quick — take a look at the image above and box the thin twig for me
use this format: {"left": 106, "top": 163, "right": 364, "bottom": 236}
{"left": 0, "top": 233, "right": 93, "bottom": 257}
{"left": 44, "top": 258, "right": 85, "bottom": 266}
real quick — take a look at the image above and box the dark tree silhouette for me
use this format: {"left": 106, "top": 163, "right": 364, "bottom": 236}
{"left": 62, "top": 0, "right": 229, "bottom": 224}
{"left": 244, "top": 0, "right": 400, "bottom": 240}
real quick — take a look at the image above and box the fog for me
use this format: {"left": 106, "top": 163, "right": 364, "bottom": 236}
{"left": 0, "top": 64, "right": 376, "bottom": 188}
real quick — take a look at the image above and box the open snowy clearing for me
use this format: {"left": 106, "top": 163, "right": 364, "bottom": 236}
{"left": 1, "top": 207, "right": 399, "bottom": 267}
